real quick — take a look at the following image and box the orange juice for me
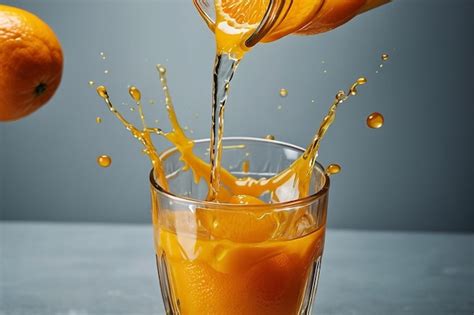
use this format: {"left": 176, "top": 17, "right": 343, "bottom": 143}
{"left": 154, "top": 209, "right": 326, "bottom": 315}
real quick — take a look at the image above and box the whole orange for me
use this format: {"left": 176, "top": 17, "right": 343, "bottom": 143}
{"left": 0, "top": 5, "right": 63, "bottom": 122}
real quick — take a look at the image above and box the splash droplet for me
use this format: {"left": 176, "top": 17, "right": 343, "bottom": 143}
{"left": 265, "top": 135, "right": 275, "bottom": 140}
{"left": 96, "top": 86, "right": 108, "bottom": 99}
{"left": 97, "top": 155, "right": 112, "bottom": 168}
{"left": 88, "top": 81, "right": 95, "bottom": 86}
{"left": 128, "top": 86, "right": 141, "bottom": 102}
{"left": 96, "top": 117, "right": 102, "bottom": 124}
{"left": 367, "top": 112, "right": 384, "bottom": 129}
{"left": 157, "top": 65, "right": 166, "bottom": 75}
{"left": 279, "top": 88, "right": 288, "bottom": 97}
{"left": 381, "top": 53, "right": 389, "bottom": 61}
{"left": 326, "top": 164, "right": 341, "bottom": 175}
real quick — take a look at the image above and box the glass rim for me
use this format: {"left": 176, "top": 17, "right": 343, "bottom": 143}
{"left": 149, "top": 137, "right": 330, "bottom": 211}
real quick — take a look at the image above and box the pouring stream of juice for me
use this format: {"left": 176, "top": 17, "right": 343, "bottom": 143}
{"left": 206, "top": 0, "right": 390, "bottom": 200}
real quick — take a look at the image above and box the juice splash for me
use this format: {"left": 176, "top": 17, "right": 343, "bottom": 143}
{"left": 97, "top": 69, "right": 367, "bottom": 202}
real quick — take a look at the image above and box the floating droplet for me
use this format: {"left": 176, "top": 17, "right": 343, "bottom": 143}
{"left": 367, "top": 112, "right": 384, "bottom": 129}
{"left": 194, "top": 113, "right": 199, "bottom": 118}
{"left": 129, "top": 107, "right": 135, "bottom": 112}
{"left": 97, "top": 155, "right": 112, "bottom": 168}
{"left": 104, "top": 70, "right": 109, "bottom": 74}
{"left": 323, "top": 70, "right": 327, "bottom": 74}
{"left": 148, "top": 99, "right": 156, "bottom": 105}
{"left": 128, "top": 86, "right": 141, "bottom": 102}
{"left": 100, "top": 52, "right": 106, "bottom": 60}
{"left": 154, "top": 119, "right": 159, "bottom": 124}
{"left": 157, "top": 65, "right": 166, "bottom": 74}
{"left": 381, "top": 53, "right": 389, "bottom": 61}
{"left": 326, "top": 164, "right": 341, "bottom": 175}
{"left": 277, "top": 105, "right": 283, "bottom": 110}
{"left": 311, "top": 99, "right": 315, "bottom": 103}
{"left": 265, "top": 135, "right": 275, "bottom": 140}
{"left": 321, "top": 60, "right": 326, "bottom": 64}
{"left": 379, "top": 64, "right": 384, "bottom": 68}
{"left": 279, "top": 88, "right": 288, "bottom": 97}
{"left": 88, "top": 81, "right": 95, "bottom": 86}
{"left": 96, "top": 117, "right": 102, "bottom": 124}
{"left": 96, "top": 86, "right": 108, "bottom": 99}
{"left": 184, "top": 126, "right": 189, "bottom": 131}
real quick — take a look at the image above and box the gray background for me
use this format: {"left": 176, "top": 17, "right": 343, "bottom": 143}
{"left": 0, "top": 0, "right": 473, "bottom": 232}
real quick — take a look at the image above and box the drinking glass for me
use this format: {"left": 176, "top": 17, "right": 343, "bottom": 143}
{"left": 150, "top": 137, "right": 330, "bottom": 315}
